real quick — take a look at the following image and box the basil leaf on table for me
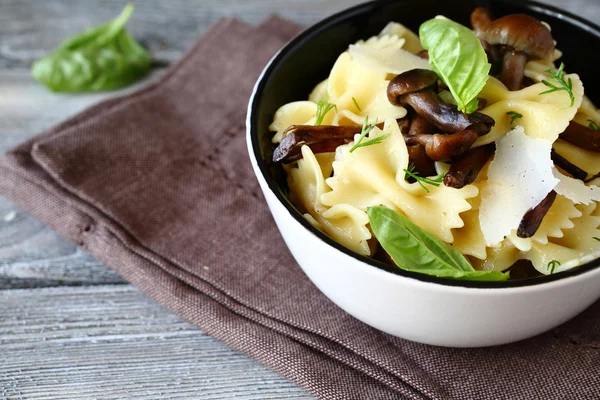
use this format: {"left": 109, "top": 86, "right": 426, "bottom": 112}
{"left": 419, "top": 18, "right": 490, "bottom": 114}
{"left": 367, "top": 206, "right": 509, "bottom": 282}
{"left": 31, "top": 3, "right": 151, "bottom": 92}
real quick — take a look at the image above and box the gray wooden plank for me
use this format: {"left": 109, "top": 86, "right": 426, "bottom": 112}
{"left": 0, "top": 284, "right": 314, "bottom": 400}
{"left": 1, "top": 0, "right": 594, "bottom": 68}
{"left": 0, "top": 0, "right": 365, "bottom": 68}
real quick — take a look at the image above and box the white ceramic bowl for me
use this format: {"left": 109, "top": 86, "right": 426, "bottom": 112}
{"left": 246, "top": 0, "right": 600, "bottom": 347}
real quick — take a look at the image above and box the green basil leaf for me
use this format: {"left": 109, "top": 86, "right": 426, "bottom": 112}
{"left": 31, "top": 4, "right": 151, "bottom": 92}
{"left": 419, "top": 18, "right": 490, "bottom": 114}
{"left": 367, "top": 206, "right": 509, "bottom": 282}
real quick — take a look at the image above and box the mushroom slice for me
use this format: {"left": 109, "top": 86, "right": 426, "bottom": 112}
{"left": 559, "top": 121, "right": 600, "bottom": 152}
{"left": 404, "top": 130, "right": 479, "bottom": 162}
{"left": 408, "top": 114, "right": 436, "bottom": 136}
{"left": 406, "top": 144, "right": 437, "bottom": 177}
{"left": 471, "top": 7, "right": 555, "bottom": 62}
{"left": 471, "top": 7, "right": 555, "bottom": 91}
{"left": 444, "top": 144, "right": 495, "bottom": 188}
{"left": 273, "top": 125, "right": 361, "bottom": 163}
{"left": 387, "top": 69, "right": 495, "bottom": 135}
{"left": 550, "top": 148, "right": 588, "bottom": 181}
{"left": 499, "top": 50, "right": 528, "bottom": 91}
{"left": 516, "top": 190, "right": 557, "bottom": 238}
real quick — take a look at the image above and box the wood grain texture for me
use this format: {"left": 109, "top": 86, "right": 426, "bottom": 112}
{"left": 0, "top": 0, "right": 365, "bottom": 68}
{"left": 0, "top": 285, "right": 313, "bottom": 400}
{"left": 1, "top": 0, "right": 596, "bottom": 69}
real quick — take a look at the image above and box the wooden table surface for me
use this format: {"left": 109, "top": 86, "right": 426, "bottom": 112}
{"left": 1, "top": 1, "right": 598, "bottom": 398}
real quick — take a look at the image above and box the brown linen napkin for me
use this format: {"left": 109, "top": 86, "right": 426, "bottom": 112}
{"left": 1, "top": 17, "right": 599, "bottom": 400}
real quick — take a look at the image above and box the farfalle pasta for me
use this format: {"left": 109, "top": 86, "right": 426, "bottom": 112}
{"left": 270, "top": 7, "right": 600, "bottom": 280}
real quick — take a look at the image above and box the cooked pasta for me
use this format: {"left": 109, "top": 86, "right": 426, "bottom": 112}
{"left": 270, "top": 9, "right": 600, "bottom": 278}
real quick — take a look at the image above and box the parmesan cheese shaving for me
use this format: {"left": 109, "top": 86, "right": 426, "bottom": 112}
{"left": 553, "top": 168, "right": 600, "bottom": 204}
{"left": 479, "top": 126, "right": 559, "bottom": 246}
{"left": 348, "top": 39, "right": 430, "bottom": 75}
{"left": 378, "top": 22, "right": 424, "bottom": 54}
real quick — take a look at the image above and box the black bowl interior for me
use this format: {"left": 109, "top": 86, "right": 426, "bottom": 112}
{"left": 249, "top": 0, "right": 600, "bottom": 288}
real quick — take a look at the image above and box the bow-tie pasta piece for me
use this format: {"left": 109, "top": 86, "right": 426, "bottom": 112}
{"left": 348, "top": 34, "right": 429, "bottom": 75}
{"left": 450, "top": 183, "right": 489, "bottom": 260}
{"left": 327, "top": 50, "right": 407, "bottom": 126}
{"left": 288, "top": 146, "right": 372, "bottom": 256}
{"left": 553, "top": 140, "right": 600, "bottom": 185}
{"left": 576, "top": 95, "right": 600, "bottom": 126}
{"left": 474, "top": 73, "right": 583, "bottom": 146}
{"left": 321, "top": 118, "right": 478, "bottom": 244}
{"left": 506, "top": 195, "right": 582, "bottom": 252}
{"left": 470, "top": 240, "right": 520, "bottom": 272}
{"left": 524, "top": 202, "right": 600, "bottom": 274}
{"left": 527, "top": 60, "right": 600, "bottom": 132}
{"left": 378, "top": 22, "right": 424, "bottom": 54}
{"left": 270, "top": 101, "right": 323, "bottom": 143}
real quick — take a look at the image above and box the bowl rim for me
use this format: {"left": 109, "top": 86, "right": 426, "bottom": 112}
{"left": 247, "top": 0, "right": 600, "bottom": 289}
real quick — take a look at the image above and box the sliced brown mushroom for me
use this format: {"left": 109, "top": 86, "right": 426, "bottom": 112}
{"left": 517, "top": 190, "right": 557, "bottom": 238}
{"left": 407, "top": 144, "right": 437, "bottom": 177}
{"left": 499, "top": 50, "right": 528, "bottom": 91}
{"left": 397, "top": 117, "right": 412, "bottom": 135}
{"left": 480, "top": 39, "right": 502, "bottom": 65}
{"left": 471, "top": 7, "right": 555, "bottom": 61}
{"left": 444, "top": 144, "right": 495, "bottom": 188}
{"left": 408, "top": 114, "right": 436, "bottom": 136}
{"left": 404, "top": 129, "right": 479, "bottom": 162}
{"left": 387, "top": 69, "right": 495, "bottom": 135}
{"left": 550, "top": 148, "right": 588, "bottom": 180}
{"left": 471, "top": 7, "right": 555, "bottom": 91}
{"left": 559, "top": 121, "right": 600, "bottom": 152}
{"left": 272, "top": 125, "right": 361, "bottom": 163}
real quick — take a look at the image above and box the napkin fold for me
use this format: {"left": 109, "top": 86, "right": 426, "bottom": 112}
{"left": 1, "top": 17, "right": 599, "bottom": 400}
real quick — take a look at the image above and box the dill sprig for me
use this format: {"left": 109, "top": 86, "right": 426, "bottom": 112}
{"left": 349, "top": 116, "right": 386, "bottom": 152}
{"left": 547, "top": 259, "right": 561, "bottom": 274}
{"left": 540, "top": 63, "right": 574, "bottom": 107}
{"left": 403, "top": 163, "right": 444, "bottom": 193}
{"left": 352, "top": 96, "right": 362, "bottom": 112}
{"left": 593, "top": 237, "right": 600, "bottom": 242}
{"left": 314, "top": 98, "right": 337, "bottom": 126}
{"left": 588, "top": 119, "right": 600, "bottom": 131}
{"left": 506, "top": 111, "right": 523, "bottom": 125}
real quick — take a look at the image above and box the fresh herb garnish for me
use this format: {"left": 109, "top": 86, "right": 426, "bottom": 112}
{"left": 367, "top": 206, "right": 509, "bottom": 281}
{"left": 594, "top": 237, "right": 600, "bottom": 242}
{"left": 588, "top": 119, "right": 600, "bottom": 131}
{"left": 349, "top": 116, "right": 387, "bottom": 152}
{"left": 547, "top": 259, "right": 561, "bottom": 274}
{"left": 506, "top": 111, "right": 523, "bottom": 124}
{"left": 31, "top": 4, "right": 151, "bottom": 92}
{"left": 314, "top": 99, "right": 337, "bottom": 126}
{"left": 352, "top": 96, "right": 362, "bottom": 112}
{"left": 540, "top": 63, "right": 574, "bottom": 107}
{"left": 403, "top": 163, "right": 444, "bottom": 193}
{"left": 419, "top": 18, "right": 491, "bottom": 114}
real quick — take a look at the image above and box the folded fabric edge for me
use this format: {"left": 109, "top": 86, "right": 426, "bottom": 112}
{"left": 0, "top": 161, "right": 428, "bottom": 400}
